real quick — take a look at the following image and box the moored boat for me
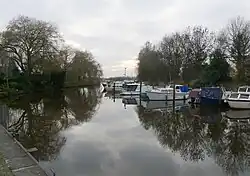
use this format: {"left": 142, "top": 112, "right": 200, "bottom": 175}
{"left": 188, "top": 88, "right": 201, "bottom": 104}
{"left": 105, "top": 81, "right": 123, "bottom": 92}
{"left": 200, "top": 87, "right": 231, "bottom": 105}
{"left": 145, "top": 84, "right": 189, "bottom": 101}
{"left": 227, "top": 92, "right": 250, "bottom": 109}
{"left": 120, "top": 83, "right": 152, "bottom": 96}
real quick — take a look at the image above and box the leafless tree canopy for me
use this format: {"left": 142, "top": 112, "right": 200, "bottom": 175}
{"left": 137, "top": 16, "right": 250, "bottom": 85}
{"left": 227, "top": 16, "right": 250, "bottom": 82}
{"left": 0, "top": 15, "right": 102, "bottom": 84}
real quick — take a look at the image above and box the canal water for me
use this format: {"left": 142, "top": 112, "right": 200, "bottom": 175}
{"left": 0, "top": 88, "right": 249, "bottom": 176}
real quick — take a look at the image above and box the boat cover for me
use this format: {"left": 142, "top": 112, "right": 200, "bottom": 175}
{"left": 189, "top": 89, "right": 201, "bottom": 98}
{"left": 180, "top": 85, "right": 189, "bottom": 92}
{"left": 200, "top": 87, "right": 222, "bottom": 100}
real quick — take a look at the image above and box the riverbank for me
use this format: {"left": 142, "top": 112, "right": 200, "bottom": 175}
{"left": 0, "top": 153, "right": 13, "bottom": 176}
{"left": 0, "top": 125, "right": 49, "bottom": 176}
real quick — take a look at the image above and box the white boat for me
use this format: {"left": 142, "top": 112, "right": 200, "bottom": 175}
{"left": 228, "top": 92, "right": 250, "bottom": 109}
{"left": 146, "top": 84, "right": 189, "bottom": 101}
{"left": 122, "top": 80, "right": 135, "bottom": 87}
{"left": 105, "top": 81, "right": 123, "bottom": 92}
{"left": 226, "top": 86, "right": 250, "bottom": 109}
{"left": 221, "top": 87, "right": 232, "bottom": 102}
{"left": 120, "top": 83, "right": 152, "bottom": 96}
{"left": 237, "top": 86, "right": 250, "bottom": 93}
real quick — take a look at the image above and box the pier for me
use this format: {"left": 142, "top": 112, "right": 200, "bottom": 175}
{"left": 0, "top": 125, "right": 49, "bottom": 176}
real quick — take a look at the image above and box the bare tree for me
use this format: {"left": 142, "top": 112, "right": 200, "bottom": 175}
{"left": 137, "top": 41, "right": 166, "bottom": 84}
{"left": 0, "top": 16, "right": 62, "bottom": 75}
{"left": 58, "top": 45, "right": 75, "bottom": 70}
{"left": 227, "top": 16, "right": 250, "bottom": 82}
{"left": 66, "top": 50, "right": 103, "bottom": 84}
{"left": 181, "top": 26, "right": 214, "bottom": 82}
{"left": 160, "top": 32, "right": 184, "bottom": 82}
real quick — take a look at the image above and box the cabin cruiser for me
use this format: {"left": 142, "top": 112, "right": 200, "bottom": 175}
{"left": 120, "top": 83, "right": 152, "bottom": 96}
{"left": 105, "top": 81, "right": 123, "bottom": 92}
{"left": 122, "top": 80, "right": 135, "bottom": 88}
{"left": 188, "top": 88, "right": 201, "bottom": 103}
{"left": 227, "top": 86, "right": 250, "bottom": 109}
{"left": 145, "top": 84, "right": 189, "bottom": 101}
{"left": 199, "top": 86, "right": 232, "bottom": 105}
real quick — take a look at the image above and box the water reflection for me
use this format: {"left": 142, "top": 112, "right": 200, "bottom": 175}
{"left": 0, "top": 90, "right": 250, "bottom": 176}
{"left": 1, "top": 88, "right": 101, "bottom": 162}
{"left": 137, "top": 104, "right": 250, "bottom": 176}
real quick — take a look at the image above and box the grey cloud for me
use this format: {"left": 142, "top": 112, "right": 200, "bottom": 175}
{"left": 120, "top": 0, "right": 175, "bottom": 18}
{"left": 0, "top": 0, "right": 110, "bottom": 29}
{"left": 43, "top": 140, "right": 115, "bottom": 176}
{"left": 133, "top": 20, "right": 168, "bottom": 41}
{"left": 44, "top": 134, "right": 180, "bottom": 176}
{"left": 66, "top": 34, "right": 140, "bottom": 63}
{"left": 57, "top": 0, "right": 110, "bottom": 18}
{"left": 161, "top": 0, "right": 250, "bottom": 31}
{"left": 116, "top": 143, "right": 180, "bottom": 176}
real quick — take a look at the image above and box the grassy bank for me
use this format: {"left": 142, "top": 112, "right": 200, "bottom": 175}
{"left": 0, "top": 153, "right": 13, "bottom": 176}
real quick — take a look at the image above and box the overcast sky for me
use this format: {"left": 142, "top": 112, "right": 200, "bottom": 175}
{"left": 0, "top": 0, "right": 250, "bottom": 77}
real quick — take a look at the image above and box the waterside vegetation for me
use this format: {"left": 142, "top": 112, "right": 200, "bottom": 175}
{"left": 0, "top": 16, "right": 102, "bottom": 96}
{"left": 137, "top": 16, "right": 250, "bottom": 88}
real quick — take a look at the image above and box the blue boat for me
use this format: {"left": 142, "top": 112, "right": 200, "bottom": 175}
{"left": 200, "top": 87, "right": 223, "bottom": 105}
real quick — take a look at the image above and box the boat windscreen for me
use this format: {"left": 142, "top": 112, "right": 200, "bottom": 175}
{"left": 230, "top": 93, "right": 239, "bottom": 98}
{"left": 239, "top": 94, "right": 250, "bottom": 99}
{"left": 125, "top": 85, "right": 138, "bottom": 91}
{"left": 238, "top": 87, "right": 247, "bottom": 92}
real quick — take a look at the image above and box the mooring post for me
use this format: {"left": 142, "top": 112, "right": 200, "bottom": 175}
{"left": 113, "top": 82, "right": 115, "bottom": 94}
{"left": 139, "top": 81, "right": 142, "bottom": 106}
{"left": 219, "top": 85, "right": 222, "bottom": 105}
{"left": 173, "top": 83, "right": 176, "bottom": 112}
{"left": 113, "top": 82, "right": 115, "bottom": 102}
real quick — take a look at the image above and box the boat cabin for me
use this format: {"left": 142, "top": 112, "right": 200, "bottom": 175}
{"left": 124, "top": 83, "right": 140, "bottom": 91}
{"left": 237, "top": 86, "right": 250, "bottom": 93}
{"left": 229, "top": 92, "right": 250, "bottom": 100}
{"left": 228, "top": 92, "right": 250, "bottom": 109}
{"left": 107, "top": 81, "right": 123, "bottom": 88}
{"left": 164, "top": 84, "right": 189, "bottom": 93}
{"left": 122, "top": 80, "right": 135, "bottom": 88}
{"left": 168, "top": 84, "right": 183, "bottom": 89}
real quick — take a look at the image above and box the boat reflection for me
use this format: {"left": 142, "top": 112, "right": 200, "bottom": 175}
{"left": 223, "top": 109, "right": 250, "bottom": 120}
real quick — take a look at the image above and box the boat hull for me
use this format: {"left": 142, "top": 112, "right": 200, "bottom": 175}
{"left": 120, "top": 91, "right": 140, "bottom": 96}
{"left": 146, "top": 91, "right": 188, "bottom": 101}
{"left": 200, "top": 97, "right": 221, "bottom": 104}
{"left": 228, "top": 100, "right": 250, "bottom": 109}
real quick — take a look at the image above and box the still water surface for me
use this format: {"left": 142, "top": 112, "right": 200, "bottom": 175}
{"left": 0, "top": 88, "right": 249, "bottom": 176}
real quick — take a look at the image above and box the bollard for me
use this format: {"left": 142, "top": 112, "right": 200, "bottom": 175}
{"left": 139, "top": 82, "right": 142, "bottom": 106}
{"left": 172, "top": 83, "right": 176, "bottom": 112}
